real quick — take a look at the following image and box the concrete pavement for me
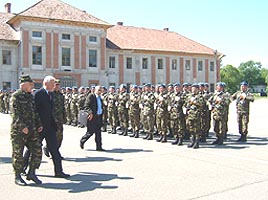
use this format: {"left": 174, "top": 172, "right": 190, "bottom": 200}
{"left": 0, "top": 99, "right": 268, "bottom": 200}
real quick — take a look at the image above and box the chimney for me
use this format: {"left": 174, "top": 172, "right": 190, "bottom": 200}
{"left": 5, "top": 3, "right": 11, "bottom": 13}
{"left": 163, "top": 28, "right": 169, "bottom": 31}
{"left": 117, "top": 22, "right": 123, "bottom": 26}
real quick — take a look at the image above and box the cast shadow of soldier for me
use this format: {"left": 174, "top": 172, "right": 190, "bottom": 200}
{"left": 33, "top": 148, "right": 151, "bottom": 192}
{"left": 200, "top": 132, "right": 268, "bottom": 149}
{"left": 37, "top": 171, "right": 133, "bottom": 193}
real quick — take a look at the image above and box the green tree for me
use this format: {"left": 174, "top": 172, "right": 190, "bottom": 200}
{"left": 238, "top": 61, "right": 263, "bottom": 86}
{"left": 220, "top": 64, "right": 241, "bottom": 93}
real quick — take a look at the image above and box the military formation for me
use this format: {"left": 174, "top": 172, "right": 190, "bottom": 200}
{"left": 60, "top": 81, "right": 254, "bottom": 149}
{"left": 5, "top": 75, "right": 256, "bottom": 186}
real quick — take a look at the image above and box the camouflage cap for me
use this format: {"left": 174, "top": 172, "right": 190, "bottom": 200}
{"left": 19, "top": 74, "right": 33, "bottom": 84}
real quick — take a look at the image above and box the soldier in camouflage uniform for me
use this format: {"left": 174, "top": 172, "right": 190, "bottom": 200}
{"left": 184, "top": 84, "right": 205, "bottom": 149}
{"left": 70, "top": 87, "right": 79, "bottom": 126}
{"left": 155, "top": 84, "right": 169, "bottom": 142}
{"left": 0, "top": 90, "right": 4, "bottom": 113}
{"left": 64, "top": 87, "right": 72, "bottom": 125}
{"left": 3, "top": 90, "right": 11, "bottom": 114}
{"left": 208, "top": 82, "right": 229, "bottom": 145}
{"left": 170, "top": 83, "right": 186, "bottom": 145}
{"left": 231, "top": 81, "right": 254, "bottom": 142}
{"left": 140, "top": 83, "right": 155, "bottom": 140}
{"left": 107, "top": 86, "right": 118, "bottom": 134}
{"left": 10, "top": 75, "right": 43, "bottom": 185}
{"left": 128, "top": 85, "right": 141, "bottom": 138}
{"left": 182, "top": 83, "right": 190, "bottom": 140}
{"left": 117, "top": 84, "right": 129, "bottom": 136}
{"left": 203, "top": 83, "right": 212, "bottom": 137}
{"left": 101, "top": 87, "right": 108, "bottom": 132}
{"left": 77, "top": 86, "right": 87, "bottom": 128}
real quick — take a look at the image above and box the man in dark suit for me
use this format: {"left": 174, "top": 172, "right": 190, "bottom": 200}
{"left": 35, "top": 75, "right": 70, "bottom": 178}
{"left": 80, "top": 85, "right": 104, "bottom": 151}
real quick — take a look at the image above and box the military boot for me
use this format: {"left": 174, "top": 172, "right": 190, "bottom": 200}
{"left": 212, "top": 137, "right": 219, "bottom": 145}
{"left": 123, "top": 129, "right": 128, "bottom": 136}
{"left": 172, "top": 138, "right": 179, "bottom": 145}
{"left": 134, "top": 131, "right": 139, "bottom": 138}
{"left": 193, "top": 137, "right": 200, "bottom": 149}
{"left": 15, "top": 173, "right": 27, "bottom": 186}
{"left": 143, "top": 133, "right": 149, "bottom": 139}
{"left": 157, "top": 135, "right": 163, "bottom": 142}
{"left": 26, "top": 168, "right": 42, "bottom": 184}
{"left": 147, "top": 133, "right": 153, "bottom": 140}
{"left": 241, "top": 134, "right": 247, "bottom": 142}
{"left": 129, "top": 130, "right": 136, "bottom": 137}
{"left": 237, "top": 134, "right": 243, "bottom": 142}
{"left": 178, "top": 138, "right": 183, "bottom": 146}
{"left": 161, "top": 135, "right": 167, "bottom": 143}
{"left": 217, "top": 137, "right": 223, "bottom": 145}
{"left": 187, "top": 135, "right": 196, "bottom": 148}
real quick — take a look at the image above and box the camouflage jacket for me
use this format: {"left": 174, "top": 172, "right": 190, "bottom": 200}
{"left": 208, "top": 91, "right": 229, "bottom": 119}
{"left": 10, "top": 89, "right": 41, "bottom": 134}
{"left": 232, "top": 90, "right": 254, "bottom": 114}
{"left": 184, "top": 93, "right": 205, "bottom": 119}
{"left": 117, "top": 91, "right": 129, "bottom": 111}
{"left": 169, "top": 92, "right": 185, "bottom": 119}
{"left": 53, "top": 91, "right": 66, "bottom": 124}
{"left": 140, "top": 91, "right": 155, "bottom": 115}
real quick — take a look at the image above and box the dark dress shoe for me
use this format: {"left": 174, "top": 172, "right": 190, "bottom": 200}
{"left": 26, "top": 174, "right": 42, "bottom": 184}
{"left": 96, "top": 148, "right": 105, "bottom": 151}
{"left": 15, "top": 174, "right": 27, "bottom": 186}
{"left": 80, "top": 141, "right": 84, "bottom": 149}
{"left": 55, "top": 172, "right": 70, "bottom": 178}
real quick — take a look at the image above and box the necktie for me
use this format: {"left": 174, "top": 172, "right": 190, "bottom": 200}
{"left": 48, "top": 92, "right": 52, "bottom": 101}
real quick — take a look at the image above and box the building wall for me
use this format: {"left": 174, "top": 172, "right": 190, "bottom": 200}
{"left": 106, "top": 50, "right": 218, "bottom": 87}
{"left": 0, "top": 41, "right": 18, "bottom": 89}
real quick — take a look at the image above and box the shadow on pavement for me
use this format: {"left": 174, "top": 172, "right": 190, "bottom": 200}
{"left": 0, "top": 157, "right": 11, "bottom": 164}
{"left": 63, "top": 156, "right": 122, "bottom": 162}
{"left": 35, "top": 172, "right": 134, "bottom": 193}
{"left": 105, "top": 148, "right": 153, "bottom": 154}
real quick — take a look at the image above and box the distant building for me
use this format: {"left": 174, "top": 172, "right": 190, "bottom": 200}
{"left": 0, "top": 0, "right": 223, "bottom": 90}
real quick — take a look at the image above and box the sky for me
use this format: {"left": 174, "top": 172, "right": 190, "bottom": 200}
{"left": 1, "top": 0, "right": 268, "bottom": 68}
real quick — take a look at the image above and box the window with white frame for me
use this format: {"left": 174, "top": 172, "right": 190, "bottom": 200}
{"left": 142, "top": 58, "right": 148, "bottom": 69}
{"left": 32, "top": 31, "right": 42, "bottom": 38}
{"left": 89, "top": 36, "right": 97, "bottom": 42}
{"left": 62, "top": 33, "right": 71, "bottom": 40}
{"left": 158, "top": 58, "right": 163, "bottom": 69}
{"left": 210, "top": 61, "right": 215, "bottom": 71}
{"left": 109, "top": 56, "right": 115, "bottom": 68}
{"left": 172, "top": 59, "right": 177, "bottom": 70}
{"left": 198, "top": 61, "right": 203, "bottom": 71}
{"left": 62, "top": 47, "right": 71, "bottom": 66}
{"left": 126, "top": 57, "right": 132, "bottom": 69}
{"left": 89, "top": 49, "right": 97, "bottom": 67}
{"left": 2, "top": 50, "right": 11, "bottom": 65}
{"left": 32, "top": 46, "right": 42, "bottom": 65}
{"left": 185, "top": 60, "right": 191, "bottom": 70}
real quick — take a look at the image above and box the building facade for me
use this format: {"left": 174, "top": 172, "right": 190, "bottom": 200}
{"left": 0, "top": 0, "right": 223, "bottom": 90}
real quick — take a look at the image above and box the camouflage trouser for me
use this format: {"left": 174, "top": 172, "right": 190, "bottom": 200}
{"left": 65, "top": 106, "right": 72, "bottom": 124}
{"left": 156, "top": 112, "right": 168, "bottom": 136}
{"left": 11, "top": 131, "right": 42, "bottom": 174}
{"left": 170, "top": 113, "right": 186, "bottom": 139}
{"left": 56, "top": 123, "right": 63, "bottom": 148}
{"left": 204, "top": 110, "right": 211, "bottom": 134}
{"left": 237, "top": 112, "right": 249, "bottom": 136}
{"left": 102, "top": 107, "right": 108, "bottom": 128}
{"left": 213, "top": 118, "right": 226, "bottom": 138}
{"left": 186, "top": 117, "right": 201, "bottom": 139}
{"left": 71, "top": 107, "right": 78, "bottom": 124}
{"left": 129, "top": 108, "right": 140, "bottom": 132}
{"left": 118, "top": 108, "right": 128, "bottom": 130}
{"left": 142, "top": 112, "right": 155, "bottom": 134}
{"left": 108, "top": 108, "right": 118, "bottom": 128}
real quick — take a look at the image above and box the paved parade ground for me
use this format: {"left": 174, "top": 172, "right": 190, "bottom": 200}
{"left": 0, "top": 98, "right": 268, "bottom": 200}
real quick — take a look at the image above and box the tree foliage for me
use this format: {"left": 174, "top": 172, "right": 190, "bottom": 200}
{"left": 220, "top": 64, "right": 241, "bottom": 93}
{"left": 238, "top": 61, "right": 264, "bottom": 85}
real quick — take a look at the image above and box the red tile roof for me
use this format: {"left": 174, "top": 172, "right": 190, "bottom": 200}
{"left": 107, "top": 25, "right": 216, "bottom": 55}
{"left": 10, "top": 0, "right": 111, "bottom": 27}
{"left": 0, "top": 12, "right": 18, "bottom": 41}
